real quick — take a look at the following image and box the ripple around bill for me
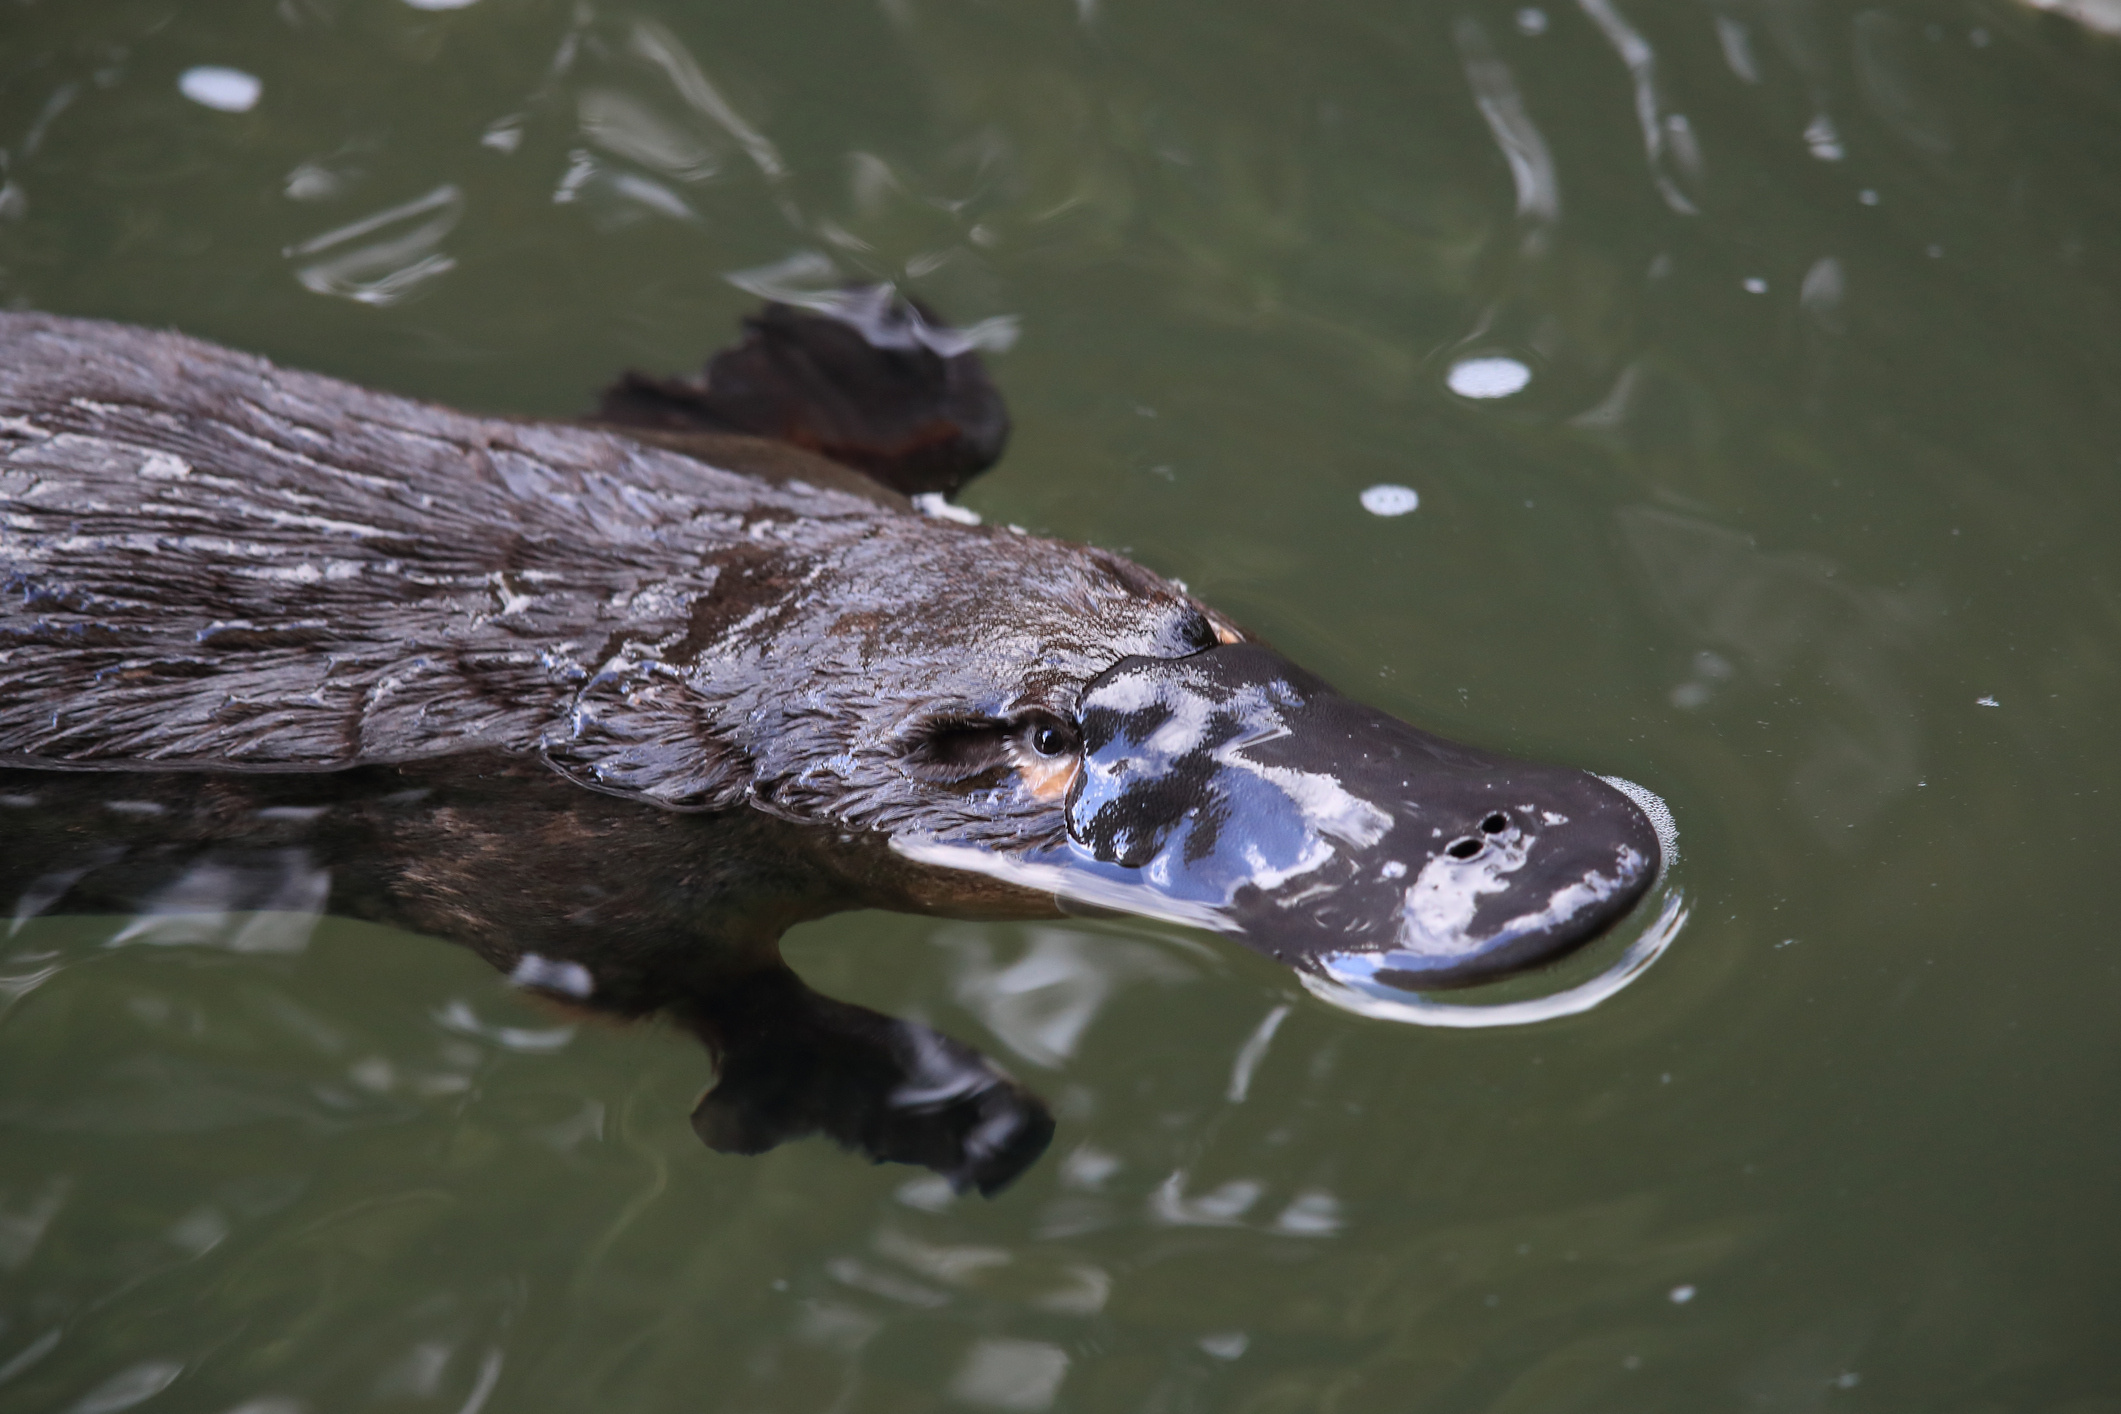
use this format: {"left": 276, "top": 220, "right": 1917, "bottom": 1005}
{"left": 1301, "top": 776, "right": 1685, "bottom": 1028}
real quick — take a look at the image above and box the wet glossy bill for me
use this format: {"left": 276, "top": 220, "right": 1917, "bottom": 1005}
{"left": 1034, "top": 645, "right": 1660, "bottom": 990}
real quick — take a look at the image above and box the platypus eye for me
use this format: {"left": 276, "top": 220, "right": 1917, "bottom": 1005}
{"left": 903, "top": 710, "right": 1077, "bottom": 786}
{"left": 1025, "top": 716, "right": 1077, "bottom": 758}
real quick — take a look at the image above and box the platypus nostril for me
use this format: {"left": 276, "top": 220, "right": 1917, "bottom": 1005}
{"left": 1446, "top": 836, "right": 1484, "bottom": 860}
{"left": 1480, "top": 812, "right": 1510, "bottom": 834}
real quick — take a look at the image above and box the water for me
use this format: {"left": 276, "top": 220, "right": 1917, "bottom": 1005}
{"left": 3, "top": 0, "right": 2118, "bottom": 1409}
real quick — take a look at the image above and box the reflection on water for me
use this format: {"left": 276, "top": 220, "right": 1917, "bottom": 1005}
{"left": 105, "top": 850, "right": 332, "bottom": 955}
{"left": 4, "top": 0, "right": 2121, "bottom": 1408}
{"left": 287, "top": 185, "right": 464, "bottom": 306}
{"left": 1457, "top": 17, "right": 1562, "bottom": 228}
{"left": 942, "top": 926, "right": 1193, "bottom": 1070}
{"left": 1576, "top": 0, "right": 1704, "bottom": 215}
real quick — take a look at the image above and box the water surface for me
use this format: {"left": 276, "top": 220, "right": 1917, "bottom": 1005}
{"left": 3, "top": 1, "right": 2118, "bottom": 1410}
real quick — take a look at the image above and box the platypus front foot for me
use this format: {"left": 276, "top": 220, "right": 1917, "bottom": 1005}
{"left": 680, "top": 965, "right": 1054, "bottom": 1197}
{"left": 594, "top": 286, "right": 1009, "bottom": 499}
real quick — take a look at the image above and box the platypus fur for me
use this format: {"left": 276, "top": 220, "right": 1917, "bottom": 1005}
{"left": 0, "top": 300, "right": 1661, "bottom": 1193}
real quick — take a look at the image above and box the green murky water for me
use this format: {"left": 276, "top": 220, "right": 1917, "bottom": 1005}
{"left": 4, "top": 0, "right": 2119, "bottom": 1409}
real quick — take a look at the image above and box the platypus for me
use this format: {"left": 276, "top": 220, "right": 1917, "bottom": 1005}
{"left": 0, "top": 299, "right": 1661, "bottom": 1193}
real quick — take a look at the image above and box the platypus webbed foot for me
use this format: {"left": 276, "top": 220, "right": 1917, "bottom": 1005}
{"left": 595, "top": 286, "right": 1009, "bottom": 499}
{"left": 680, "top": 965, "right": 1053, "bottom": 1197}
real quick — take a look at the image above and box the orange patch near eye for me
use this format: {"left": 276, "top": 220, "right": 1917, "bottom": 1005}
{"left": 1214, "top": 624, "right": 1242, "bottom": 645}
{"left": 1017, "top": 753, "right": 1080, "bottom": 801}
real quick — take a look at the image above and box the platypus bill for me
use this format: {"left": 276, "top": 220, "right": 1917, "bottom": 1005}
{"left": 0, "top": 298, "right": 1661, "bottom": 1194}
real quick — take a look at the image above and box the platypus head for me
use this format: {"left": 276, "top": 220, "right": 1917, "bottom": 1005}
{"left": 885, "top": 635, "right": 1661, "bottom": 993}
{"left": 973, "top": 644, "right": 1659, "bottom": 990}
{"left": 550, "top": 513, "right": 1662, "bottom": 994}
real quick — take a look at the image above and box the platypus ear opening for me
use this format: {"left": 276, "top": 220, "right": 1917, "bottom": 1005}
{"left": 901, "top": 713, "right": 1017, "bottom": 786}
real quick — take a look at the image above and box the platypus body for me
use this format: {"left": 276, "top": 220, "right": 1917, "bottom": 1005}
{"left": 0, "top": 302, "right": 1661, "bottom": 1192}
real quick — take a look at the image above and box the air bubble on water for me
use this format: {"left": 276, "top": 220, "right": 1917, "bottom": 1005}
{"left": 1669, "top": 1284, "right": 1697, "bottom": 1303}
{"left": 178, "top": 67, "right": 261, "bottom": 112}
{"left": 1360, "top": 484, "right": 1419, "bottom": 517}
{"left": 1804, "top": 114, "right": 1845, "bottom": 161}
{"left": 1743, "top": 277, "right": 1769, "bottom": 294}
{"left": 1446, "top": 356, "right": 1532, "bottom": 399}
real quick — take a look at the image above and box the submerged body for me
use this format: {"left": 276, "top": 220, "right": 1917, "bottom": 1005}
{"left": 0, "top": 308, "right": 1660, "bottom": 1190}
